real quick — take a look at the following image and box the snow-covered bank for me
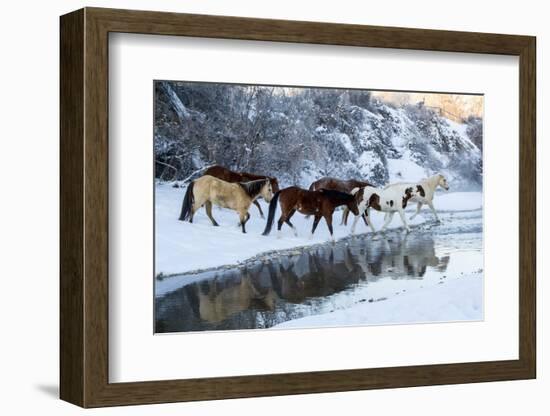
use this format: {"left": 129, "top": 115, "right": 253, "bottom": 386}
{"left": 155, "top": 183, "right": 482, "bottom": 276}
{"left": 274, "top": 272, "right": 483, "bottom": 329}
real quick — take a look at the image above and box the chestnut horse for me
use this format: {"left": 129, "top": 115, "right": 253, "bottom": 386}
{"left": 262, "top": 187, "right": 360, "bottom": 241}
{"left": 204, "top": 165, "right": 280, "bottom": 218}
{"left": 309, "top": 176, "right": 373, "bottom": 225}
{"left": 179, "top": 175, "right": 273, "bottom": 233}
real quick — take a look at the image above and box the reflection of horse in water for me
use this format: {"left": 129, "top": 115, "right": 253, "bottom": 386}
{"left": 355, "top": 233, "right": 450, "bottom": 279}
{"left": 266, "top": 245, "right": 364, "bottom": 304}
{"left": 196, "top": 273, "right": 278, "bottom": 324}
{"left": 155, "top": 231, "right": 452, "bottom": 331}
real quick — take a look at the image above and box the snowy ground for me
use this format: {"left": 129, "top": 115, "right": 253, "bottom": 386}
{"left": 273, "top": 252, "right": 483, "bottom": 329}
{"left": 155, "top": 182, "right": 482, "bottom": 276}
{"left": 155, "top": 182, "right": 483, "bottom": 331}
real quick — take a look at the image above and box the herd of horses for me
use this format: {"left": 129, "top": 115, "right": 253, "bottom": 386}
{"left": 178, "top": 165, "right": 450, "bottom": 239}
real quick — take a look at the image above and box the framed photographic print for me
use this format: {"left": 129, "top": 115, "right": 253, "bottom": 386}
{"left": 60, "top": 7, "right": 536, "bottom": 407}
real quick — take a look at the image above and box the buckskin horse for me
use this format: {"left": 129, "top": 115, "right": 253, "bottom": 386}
{"left": 262, "top": 186, "right": 360, "bottom": 241}
{"left": 178, "top": 175, "right": 274, "bottom": 233}
{"left": 203, "top": 165, "right": 280, "bottom": 218}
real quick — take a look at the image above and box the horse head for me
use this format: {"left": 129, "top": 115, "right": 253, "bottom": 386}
{"left": 260, "top": 179, "right": 274, "bottom": 202}
{"left": 437, "top": 174, "right": 450, "bottom": 190}
{"left": 269, "top": 177, "right": 280, "bottom": 193}
{"left": 351, "top": 186, "right": 364, "bottom": 203}
{"left": 347, "top": 195, "right": 360, "bottom": 216}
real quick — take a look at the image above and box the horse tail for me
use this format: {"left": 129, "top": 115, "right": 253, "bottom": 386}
{"left": 304, "top": 184, "right": 316, "bottom": 218}
{"left": 178, "top": 181, "right": 195, "bottom": 221}
{"left": 262, "top": 191, "right": 281, "bottom": 236}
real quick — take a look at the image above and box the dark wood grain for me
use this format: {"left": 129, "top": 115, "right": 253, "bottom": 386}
{"left": 59, "top": 8, "right": 84, "bottom": 407}
{"left": 60, "top": 7, "right": 537, "bottom": 408}
{"left": 518, "top": 38, "right": 536, "bottom": 375}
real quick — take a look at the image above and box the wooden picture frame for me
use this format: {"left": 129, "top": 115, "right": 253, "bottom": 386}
{"left": 60, "top": 7, "right": 536, "bottom": 408}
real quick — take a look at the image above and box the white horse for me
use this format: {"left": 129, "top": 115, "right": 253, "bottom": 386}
{"left": 383, "top": 173, "right": 449, "bottom": 222}
{"left": 350, "top": 185, "right": 418, "bottom": 234}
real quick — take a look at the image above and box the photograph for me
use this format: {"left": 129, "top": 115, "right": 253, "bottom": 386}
{"left": 153, "top": 80, "right": 484, "bottom": 333}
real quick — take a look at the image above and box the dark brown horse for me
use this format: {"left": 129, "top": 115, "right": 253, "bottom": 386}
{"left": 204, "top": 165, "right": 280, "bottom": 218}
{"left": 309, "top": 177, "right": 373, "bottom": 193}
{"left": 262, "top": 187, "right": 360, "bottom": 241}
{"left": 309, "top": 177, "right": 373, "bottom": 225}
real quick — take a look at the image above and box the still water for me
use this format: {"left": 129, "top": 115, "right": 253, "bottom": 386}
{"left": 155, "top": 210, "right": 482, "bottom": 333}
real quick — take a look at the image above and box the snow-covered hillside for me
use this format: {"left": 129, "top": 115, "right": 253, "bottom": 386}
{"left": 154, "top": 82, "right": 483, "bottom": 191}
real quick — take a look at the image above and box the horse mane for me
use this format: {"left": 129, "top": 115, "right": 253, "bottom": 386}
{"left": 239, "top": 179, "right": 267, "bottom": 198}
{"left": 240, "top": 171, "right": 263, "bottom": 181}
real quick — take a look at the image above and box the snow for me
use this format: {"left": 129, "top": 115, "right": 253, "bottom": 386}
{"left": 270, "top": 248, "right": 484, "bottom": 329}
{"left": 155, "top": 183, "right": 482, "bottom": 276}
{"left": 329, "top": 132, "right": 355, "bottom": 155}
{"left": 357, "top": 150, "right": 381, "bottom": 173}
{"left": 387, "top": 158, "right": 427, "bottom": 182}
{"left": 274, "top": 272, "right": 482, "bottom": 329}
{"left": 434, "top": 191, "right": 482, "bottom": 211}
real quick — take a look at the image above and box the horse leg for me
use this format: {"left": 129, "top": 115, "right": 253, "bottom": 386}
{"left": 204, "top": 201, "right": 219, "bottom": 226}
{"left": 351, "top": 214, "right": 360, "bottom": 235}
{"left": 310, "top": 215, "right": 322, "bottom": 239}
{"left": 428, "top": 201, "right": 440, "bottom": 222}
{"left": 285, "top": 209, "right": 298, "bottom": 237}
{"left": 276, "top": 212, "right": 287, "bottom": 239}
{"left": 410, "top": 202, "right": 423, "bottom": 220}
{"left": 397, "top": 208, "right": 411, "bottom": 232}
{"left": 324, "top": 213, "right": 335, "bottom": 242}
{"left": 380, "top": 211, "right": 395, "bottom": 232}
{"left": 189, "top": 194, "right": 207, "bottom": 223}
{"left": 253, "top": 200, "right": 264, "bottom": 219}
{"left": 364, "top": 208, "right": 376, "bottom": 233}
{"left": 341, "top": 207, "right": 350, "bottom": 225}
{"left": 239, "top": 211, "right": 249, "bottom": 233}
{"left": 189, "top": 202, "right": 202, "bottom": 223}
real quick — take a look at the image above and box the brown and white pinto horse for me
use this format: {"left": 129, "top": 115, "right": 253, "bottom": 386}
{"left": 349, "top": 185, "right": 418, "bottom": 233}
{"left": 309, "top": 177, "right": 374, "bottom": 225}
{"left": 262, "top": 187, "right": 360, "bottom": 241}
{"left": 203, "top": 165, "right": 280, "bottom": 218}
{"left": 383, "top": 173, "right": 449, "bottom": 222}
